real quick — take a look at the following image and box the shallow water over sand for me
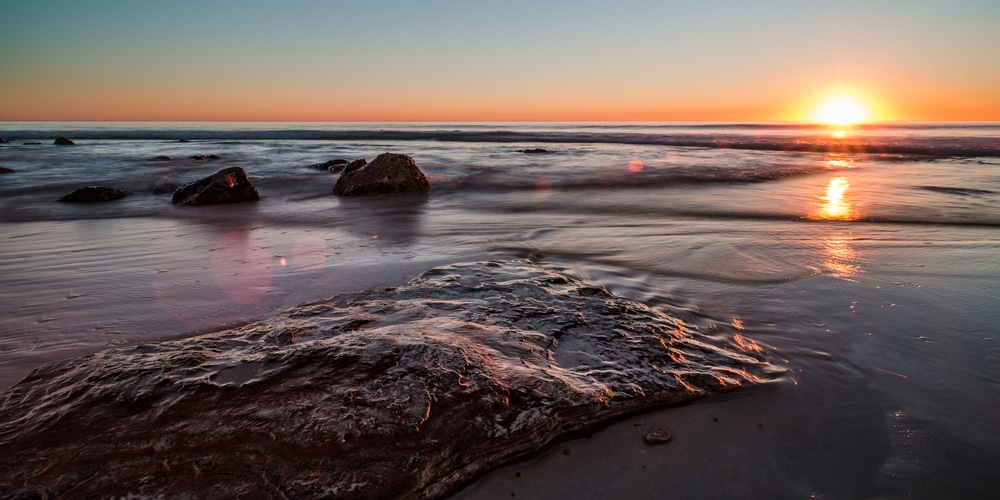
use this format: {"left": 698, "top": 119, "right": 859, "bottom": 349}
{"left": 1, "top": 122, "right": 998, "bottom": 498}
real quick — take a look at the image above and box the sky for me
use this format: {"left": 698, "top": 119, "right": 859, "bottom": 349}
{"left": 1, "top": 0, "right": 998, "bottom": 122}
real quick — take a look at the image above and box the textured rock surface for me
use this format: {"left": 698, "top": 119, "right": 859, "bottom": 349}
{"left": 0, "top": 260, "right": 776, "bottom": 499}
{"left": 58, "top": 186, "right": 132, "bottom": 202}
{"left": 53, "top": 136, "right": 75, "bottom": 145}
{"left": 172, "top": 166, "right": 259, "bottom": 206}
{"left": 333, "top": 153, "right": 429, "bottom": 196}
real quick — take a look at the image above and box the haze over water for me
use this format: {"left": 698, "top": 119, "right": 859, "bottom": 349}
{"left": 1, "top": 121, "right": 998, "bottom": 497}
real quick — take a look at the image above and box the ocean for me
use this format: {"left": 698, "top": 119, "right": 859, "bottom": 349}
{"left": 1, "top": 122, "right": 998, "bottom": 498}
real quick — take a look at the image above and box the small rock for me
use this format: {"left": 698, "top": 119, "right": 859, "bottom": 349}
{"left": 340, "top": 159, "right": 367, "bottom": 176}
{"left": 307, "top": 159, "right": 350, "bottom": 172}
{"left": 177, "top": 139, "right": 192, "bottom": 143}
{"left": 58, "top": 186, "right": 132, "bottom": 203}
{"left": 0, "top": 137, "right": 9, "bottom": 144}
{"left": 644, "top": 427, "right": 673, "bottom": 445}
{"left": 23, "top": 142, "right": 41, "bottom": 145}
{"left": 522, "top": 148, "right": 549, "bottom": 154}
{"left": 149, "top": 155, "right": 171, "bottom": 161}
{"left": 152, "top": 182, "right": 180, "bottom": 195}
{"left": 189, "top": 154, "right": 221, "bottom": 161}
{"left": 54, "top": 137, "right": 75, "bottom": 146}
{"left": 172, "top": 167, "right": 259, "bottom": 206}
{"left": 333, "top": 153, "right": 429, "bottom": 196}
{"left": 0, "top": 167, "right": 15, "bottom": 174}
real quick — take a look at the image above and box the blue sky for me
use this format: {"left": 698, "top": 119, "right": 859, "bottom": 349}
{"left": 2, "top": 1, "right": 998, "bottom": 120}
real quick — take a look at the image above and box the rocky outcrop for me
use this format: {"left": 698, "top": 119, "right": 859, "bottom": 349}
{"left": 0, "top": 167, "right": 14, "bottom": 174}
{"left": 58, "top": 186, "right": 132, "bottom": 202}
{"left": 0, "top": 137, "right": 9, "bottom": 144}
{"left": 522, "top": 148, "right": 549, "bottom": 154}
{"left": 150, "top": 155, "right": 172, "bottom": 161}
{"left": 333, "top": 153, "right": 429, "bottom": 196}
{"left": 0, "top": 260, "right": 776, "bottom": 499}
{"left": 171, "top": 167, "right": 259, "bottom": 206}
{"left": 189, "top": 154, "right": 221, "bottom": 161}
{"left": 54, "top": 136, "right": 75, "bottom": 145}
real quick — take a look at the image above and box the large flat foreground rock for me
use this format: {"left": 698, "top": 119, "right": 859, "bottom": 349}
{"left": 0, "top": 260, "right": 777, "bottom": 499}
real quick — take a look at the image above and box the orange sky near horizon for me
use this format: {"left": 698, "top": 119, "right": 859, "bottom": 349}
{"left": 1, "top": 1, "right": 998, "bottom": 123}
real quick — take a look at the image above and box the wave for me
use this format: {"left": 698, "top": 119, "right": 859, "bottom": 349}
{"left": 439, "top": 164, "right": 843, "bottom": 193}
{"left": 3, "top": 124, "right": 999, "bottom": 158}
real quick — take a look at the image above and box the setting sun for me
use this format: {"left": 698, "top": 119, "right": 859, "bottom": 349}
{"left": 814, "top": 97, "right": 870, "bottom": 125}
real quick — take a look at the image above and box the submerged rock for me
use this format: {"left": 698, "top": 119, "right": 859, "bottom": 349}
{"left": 58, "top": 186, "right": 132, "bottom": 202}
{"left": 308, "top": 158, "right": 351, "bottom": 173}
{"left": 333, "top": 153, "right": 429, "bottom": 196}
{"left": 171, "top": 167, "right": 259, "bottom": 206}
{"left": 0, "top": 260, "right": 775, "bottom": 499}
{"left": 522, "top": 148, "right": 549, "bottom": 154}
{"left": 0, "top": 137, "right": 9, "bottom": 144}
{"left": 149, "top": 155, "right": 172, "bottom": 161}
{"left": 54, "top": 136, "right": 75, "bottom": 145}
{"left": 152, "top": 182, "right": 180, "bottom": 195}
{"left": 0, "top": 166, "right": 14, "bottom": 174}
{"left": 189, "top": 154, "right": 221, "bottom": 161}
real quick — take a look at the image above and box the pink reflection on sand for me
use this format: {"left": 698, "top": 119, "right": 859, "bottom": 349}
{"left": 211, "top": 228, "right": 273, "bottom": 304}
{"left": 534, "top": 180, "right": 553, "bottom": 200}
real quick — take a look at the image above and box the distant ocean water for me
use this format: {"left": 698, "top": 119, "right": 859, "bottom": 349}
{"left": 1, "top": 122, "right": 999, "bottom": 498}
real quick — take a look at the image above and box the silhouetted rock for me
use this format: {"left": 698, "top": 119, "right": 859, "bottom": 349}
{"left": 189, "top": 154, "right": 221, "bottom": 161}
{"left": 0, "top": 259, "right": 774, "bottom": 499}
{"left": 152, "top": 182, "right": 180, "bottom": 195}
{"left": 172, "top": 167, "right": 259, "bottom": 206}
{"left": 58, "top": 186, "right": 132, "bottom": 203}
{"left": 522, "top": 148, "right": 549, "bottom": 154}
{"left": 333, "top": 153, "right": 429, "bottom": 196}
{"left": 307, "top": 159, "right": 350, "bottom": 172}
{"left": 23, "top": 142, "right": 41, "bottom": 145}
{"left": 149, "top": 155, "right": 171, "bottom": 161}
{"left": 0, "top": 138, "right": 9, "bottom": 144}
{"left": 0, "top": 167, "right": 15, "bottom": 174}
{"left": 54, "top": 137, "right": 75, "bottom": 146}
{"left": 177, "top": 139, "right": 192, "bottom": 143}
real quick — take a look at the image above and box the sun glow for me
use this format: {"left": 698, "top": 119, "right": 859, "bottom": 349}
{"left": 814, "top": 97, "right": 870, "bottom": 125}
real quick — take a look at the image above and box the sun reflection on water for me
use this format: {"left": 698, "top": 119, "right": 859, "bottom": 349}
{"left": 818, "top": 177, "right": 854, "bottom": 221}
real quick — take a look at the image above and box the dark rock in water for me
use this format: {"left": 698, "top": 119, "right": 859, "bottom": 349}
{"left": 522, "top": 148, "right": 549, "bottom": 154}
{"left": 189, "top": 154, "right": 221, "bottom": 161}
{"left": 177, "top": 139, "right": 192, "bottom": 143}
{"left": 333, "top": 153, "right": 429, "bottom": 196}
{"left": 152, "top": 182, "right": 180, "bottom": 195}
{"left": 307, "top": 158, "right": 351, "bottom": 172}
{"left": 0, "top": 167, "right": 14, "bottom": 174}
{"left": 172, "top": 167, "right": 259, "bottom": 206}
{"left": 58, "top": 186, "right": 132, "bottom": 203}
{"left": 644, "top": 427, "right": 673, "bottom": 445}
{"left": 0, "top": 260, "right": 775, "bottom": 499}
{"left": 340, "top": 158, "right": 367, "bottom": 176}
{"left": 0, "top": 137, "right": 8, "bottom": 144}
{"left": 23, "top": 142, "right": 42, "bottom": 145}
{"left": 54, "top": 136, "right": 75, "bottom": 145}
{"left": 149, "top": 155, "right": 172, "bottom": 161}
